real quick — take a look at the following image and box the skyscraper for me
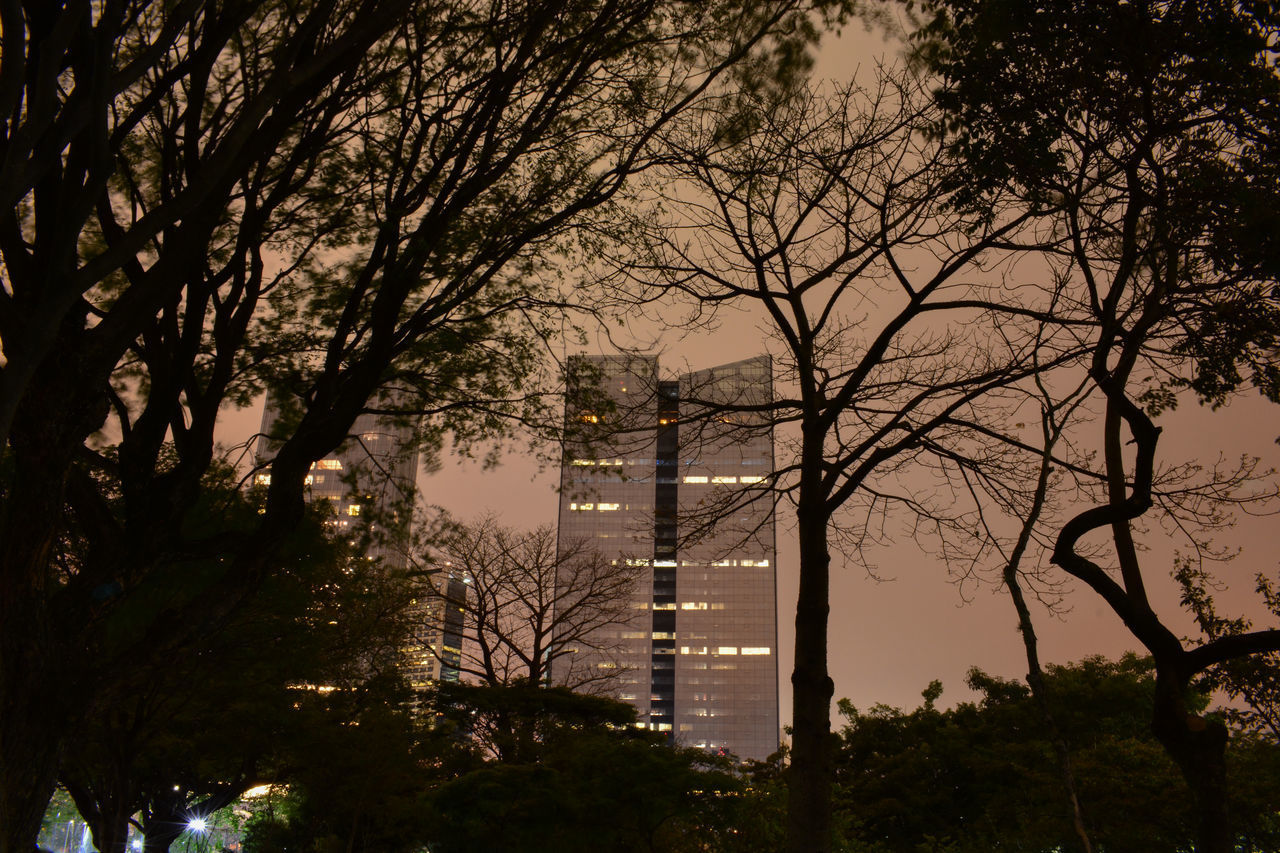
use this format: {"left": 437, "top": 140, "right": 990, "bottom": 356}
{"left": 557, "top": 355, "right": 778, "bottom": 761}
{"left": 256, "top": 403, "right": 463, "bottom": 689}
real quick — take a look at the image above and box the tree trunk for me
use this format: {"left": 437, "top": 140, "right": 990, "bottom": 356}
{"left": 0, "top": 592, "right": 67, "bottom": 853}
{"left": 1151, "top": 673, "right": 1231, "bottom": 853}
{"left": 787, "top": 492, "right": 834, "bottom": 853}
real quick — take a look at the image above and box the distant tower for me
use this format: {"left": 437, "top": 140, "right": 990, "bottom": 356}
{"left": 256, "top": 402, "right": 463, "bottom": 689}
{"left": 556, "top": 355, "right": 778, "bottom": 761}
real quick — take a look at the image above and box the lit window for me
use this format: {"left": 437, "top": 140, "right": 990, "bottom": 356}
{"left": 681, "top": 602, "right": 708, "bottom": 610}
{"left": 716, "top": 646, "right": 738, "bottom": 655}
{"left": 347, "top": 505, "right": 361, "bottom": 516}
{"left": 741, "top": 647, "right": 771, "bottom": 655}
{"left": 680, "top": 646, "right": 708, "bottom": 655}
{"left": 254, "top": 473, "right": 272, "bottom": 486}
{"left": 712, "top": 475, "right": 737, "bottom": 484}
{"left": 597, "top": 503, "right": 620, "bottom": 511}
{"left": 652, "top": 632, "right": 676, "bottom": 640}
{"left": 580, "top": 412, "right": 600, "bottom": 423}
{"left": 683, "top": 475, "right": 708, "bottom": 484}
{"left": 621, "top": 631, "right": 647, "bottom": 639}
{"left": 303, "top": 475, "right": 314, "bottom": 485}
{"left": 740, "top": 475, "right": 765, "bottom": 484}
{"left": 654, "top": 559, "right": 676, "bottom": 568}
{"left": 571, "top": 459, "right": 595, "bottom": 466}
{"left": 655, "top": 723, "right": 673, "bottom": 731}
{"left": 316, "top": 459, "right": 343, "bottom": 470}
{"left": 597, "top": 662, "right": 617, "bottom": 669}
{"left": 569, "top": 502, "right": 594, "bottom": 511}
{"left": 653, "top": 602, "right": 676, "bottom": 611}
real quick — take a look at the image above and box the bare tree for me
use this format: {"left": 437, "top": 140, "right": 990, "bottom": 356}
{"left": 429, "top": 517, "right": 643, "bottom": 691}
{"left": 612, "top": 70, "right": 1075, "bottom": 852}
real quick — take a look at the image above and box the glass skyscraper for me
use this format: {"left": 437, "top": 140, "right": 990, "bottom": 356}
{"left": 556, "top": 355, "right": 778, "bottom": 761}
{"left": 256, "top": 403, "right": 464, "bottom": 689}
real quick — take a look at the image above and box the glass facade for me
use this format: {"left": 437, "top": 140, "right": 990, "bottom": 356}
{"left": 256, "top": 403, "right": 463, "bottom": 690}
{"left": 556, "top": 355, "right": 779, "bottom": 761}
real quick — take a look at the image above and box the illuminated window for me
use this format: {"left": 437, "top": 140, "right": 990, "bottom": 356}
{"left": 254, "top": 474, "right": 271, "bottom": 486}
{"left": 347, "top": 505, "right": 361, "bottom": 516}
{"left": 740, "top": 475, "right": 765, "bottom": 484}
{"left": 569, "top": 502, "right": 594, "bottom": 511}
{"left": 716, "top": 646, "right": 738, "bottom": 655}
{"left": 680, "top": 646, "right": 708, "bottom": 655}
{"left": 580, "top": 412, "right": 600, "bottom": 423}
{"left": 653, "top": 602, "right": 676, "bottom": 611}
{"left": 652, "top": 632, "right": 676, "bottom": 640}
{"left": 315, "top": 459, "right": 343, "bottom": 470}
{"left": 303, "top": 475, "right": 314, "bottom": 486}
{"left": 741, "top": 647, "right": 772, "bottom": 655}
{"left": 712, "top": 475, "right": 737, "bottom": 484}
{"left": 683, "top": 475, "right": 708, "bottom": 484}
{"left": 571, "top": 459, "right": 595, "bottom": 466}
{"left": 654, "top": 559, "right": 677, "bottom": 568}
{"left": 597, "top": 503, "right": 620, "bottom": 511}
{"left": 681, "top": 602, "right": 708, "bottom": 610}
{"left": 621, "top": 631, "right": 647, "bottom": 639}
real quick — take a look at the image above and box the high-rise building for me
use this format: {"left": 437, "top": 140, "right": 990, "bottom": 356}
{"left": 556, "top": 355, "right": 778, "bottom": 761}
{"left": 255, "top": 403, "right": 463, "bottom": 689}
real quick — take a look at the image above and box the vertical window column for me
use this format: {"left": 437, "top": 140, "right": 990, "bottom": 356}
{"left": 651, "top": 381, "right": 679, "bottom": 734}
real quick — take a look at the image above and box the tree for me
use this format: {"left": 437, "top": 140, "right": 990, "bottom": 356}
{"left": 834, "top": 655, "right": 1280, "bottom": 852}
{"left": 427, "top": 516, "right": 644, "bottom": 691}
{"left": 613, "top": 68, "right": 1070, "bottom": 851}
{"left": 55, "top": 488, "right": 417, "bottom": 853}
{"left": 913, "top": 1, "right": 1280, "bottom": 848}
{"left": 423, "top": 685, "right": 743, "bottom": 853}
{"left": 0, "top": 3, "right": 849, "bottom": 850}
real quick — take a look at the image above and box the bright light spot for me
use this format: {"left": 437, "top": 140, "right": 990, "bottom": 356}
{"left": 243, "top": 784, "right": 276, "bottom": 798}
{"left": 187, "top": 817, "right": 208, "bottom": 833}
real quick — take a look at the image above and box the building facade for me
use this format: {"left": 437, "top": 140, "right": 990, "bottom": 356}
{"left": 256, "top": 403, "right": 463, "bottom": 689}
{"left": 556, "top": 355, "right": 778, "bottom": 761}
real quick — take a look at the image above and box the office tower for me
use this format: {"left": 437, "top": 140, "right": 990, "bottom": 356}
{"left": 256, "top": 403, "right": 462, "bottom": 688}
{"left": 557, "top": 355, "right": 778, "bottom": 761}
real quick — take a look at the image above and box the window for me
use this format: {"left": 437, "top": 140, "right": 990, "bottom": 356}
{"left": 681, "top": 602, "right": 707, "bottom": 610}
{"left": 740, "top": 475, "right": 765, "bottom": 484}
{"left": 683, "top": 475, "right": 708, "bottom": 484}
{"left": 597, "top": 502, "right": 620, "bottom": 511}
{"left": 347, "top": 505, "right": 361, "bottom": 516}
{"left": 741, "top": 647, "right": 771, "bottom": 655}
{"left": 716, "top": 647, "right": 738, "bottom": 655}
{"left": 315, "top": 459, "right": 343, "bottom": 470}
{"left": 712, "top": 475, "right": 737, "bottom": 484}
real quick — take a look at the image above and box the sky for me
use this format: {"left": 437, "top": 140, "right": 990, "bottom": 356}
{"left": 221, "top": 20, "right": 1280, "bottom": 725}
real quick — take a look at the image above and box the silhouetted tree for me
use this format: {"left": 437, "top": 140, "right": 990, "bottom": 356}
{"left": 0, "top": 2, "right": 850, "bottom": 849}
{"left": 913, "top": 1, "right": 1280, "bottom": 848}
{"left": 613, "top": 69, "right": 1072, "bottom": 851}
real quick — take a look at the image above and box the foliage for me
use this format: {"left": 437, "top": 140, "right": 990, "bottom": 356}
{"left": 423, "top": 684, "right": 743, "bottom": 853}
{"left": 56, "top": 479, "right": 419, "bottom": 852}
{"left": 835, "top": 655, "right": 1280, "bottom": 852}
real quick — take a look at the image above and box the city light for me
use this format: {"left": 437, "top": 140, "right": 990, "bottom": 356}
{"left": 186, "top": 817, "right": 207, "bottom": 834}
